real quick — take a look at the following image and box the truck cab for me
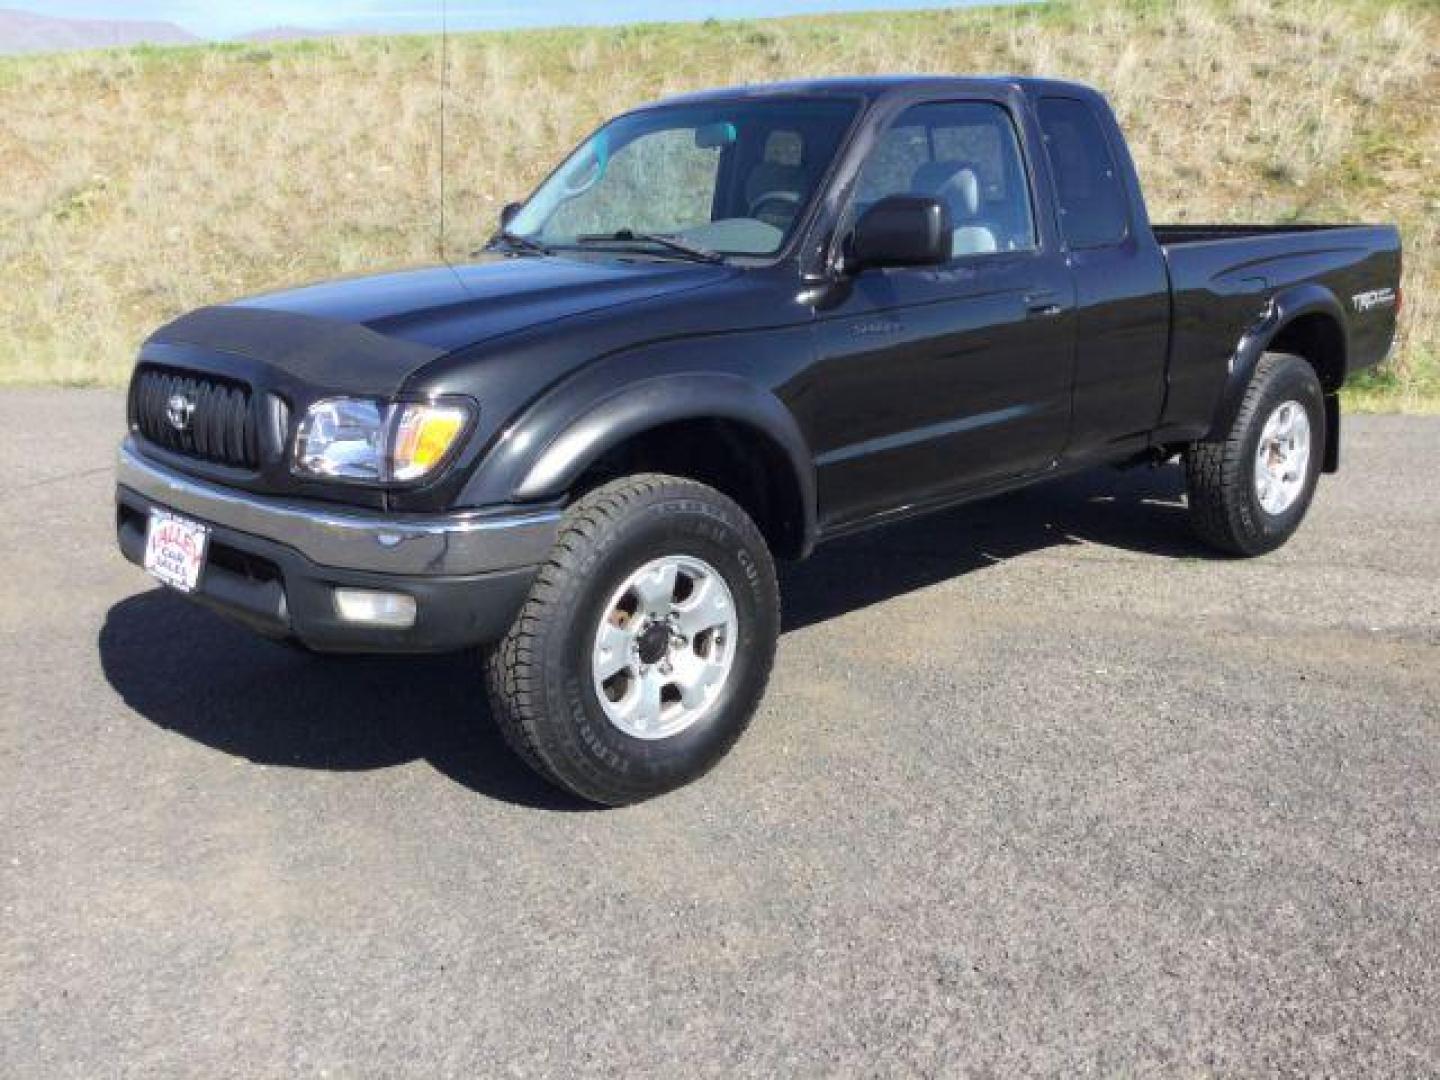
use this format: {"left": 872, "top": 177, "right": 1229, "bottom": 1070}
{"left": 793, "top": 80, "right": 1171, "bottom": 528}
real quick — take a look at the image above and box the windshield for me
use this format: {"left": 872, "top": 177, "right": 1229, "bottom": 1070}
{"left": 507, "top": 99, "right": 859, "bottom": 259}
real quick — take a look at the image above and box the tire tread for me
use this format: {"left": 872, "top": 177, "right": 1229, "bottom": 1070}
{"left": 1184, "top": 351, "right": 1320, "bottom": 556}
{"left": 483, "top": 473, "right": 778, "bottom": 803}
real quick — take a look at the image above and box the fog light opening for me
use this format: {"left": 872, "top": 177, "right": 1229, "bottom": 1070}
{"left": 333, "top": 588, "right": 417, "bottom": 628}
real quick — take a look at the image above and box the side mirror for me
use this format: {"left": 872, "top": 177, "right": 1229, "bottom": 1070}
{"left": 847, "top": 195, "right": 951, "bottom": 272}
{"left": 499, "top": 201, "right": 522, "bottom": 229}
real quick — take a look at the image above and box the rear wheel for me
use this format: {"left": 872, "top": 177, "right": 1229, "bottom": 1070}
{"left": 484, "top": 474, "right": 780, "bottom": 805}
{"left": 1184, "top": 351, "right": 1325, "bottom": 556}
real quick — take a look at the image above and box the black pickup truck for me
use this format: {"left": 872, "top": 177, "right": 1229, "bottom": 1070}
{"left": 116, "top": 76, "right": 1401, "bottom": 803}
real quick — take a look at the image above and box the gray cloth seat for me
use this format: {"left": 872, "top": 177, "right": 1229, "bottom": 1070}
{"left": 910, "top": 160, "right": 998, "bottom": 255}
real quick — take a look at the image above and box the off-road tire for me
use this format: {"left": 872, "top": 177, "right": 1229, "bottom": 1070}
{"left": 1184, "top": 351, "right": 1325, "bottom": 556}
{"left": 484, "top": 474, "right": 781, "bottom": 805}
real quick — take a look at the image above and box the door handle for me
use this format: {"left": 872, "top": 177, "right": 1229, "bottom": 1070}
{"left": 1025, "top": 291, "right": 1064, "bottom": 318}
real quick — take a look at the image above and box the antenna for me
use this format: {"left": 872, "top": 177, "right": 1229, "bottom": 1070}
{"left": 438, "top": 0, "right": 449, "bottom": 262}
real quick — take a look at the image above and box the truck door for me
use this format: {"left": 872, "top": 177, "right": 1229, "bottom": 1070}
{"left": 805, "top": 98, "right": 1075, "bottom": 530}
{"left": 1034, "top": 96, "right": 1169, "bottom": 458}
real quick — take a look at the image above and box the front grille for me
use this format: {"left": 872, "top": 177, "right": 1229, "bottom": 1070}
{"left": 130, "top": 366, "right": 259, "bottom": 469}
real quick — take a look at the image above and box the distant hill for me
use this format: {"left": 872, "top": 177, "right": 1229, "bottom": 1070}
{"left": 0, "top": 7, "right": 197, "bottom": 53}
{"left": 237, "top": 26, "right": 331, "bottom": 44}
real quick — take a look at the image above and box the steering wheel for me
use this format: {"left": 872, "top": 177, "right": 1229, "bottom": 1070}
{"left": 747, "top": 190, "right": 801, "bottom": 226}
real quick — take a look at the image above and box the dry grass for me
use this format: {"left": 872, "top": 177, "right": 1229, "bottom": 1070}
{"left": 1, "top": 0, "right": 1436, "bottom": 408}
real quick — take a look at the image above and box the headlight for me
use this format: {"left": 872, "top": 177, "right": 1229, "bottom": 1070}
{"left": 293, "top": 398, "right": 473, "bottom": 484}
{"left": 294, "top": 398, "right": 386, "bottom": 481}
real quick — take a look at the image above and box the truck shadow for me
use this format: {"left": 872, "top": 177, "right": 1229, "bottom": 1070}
{"left": 781, "top": 461, "right": 1202, "bottom": 631}
{"left": 97, "top": 597, "right": 593, "bottom": 811}
{"left": 98, "top": 463, "right": 1204, "bottom": 808}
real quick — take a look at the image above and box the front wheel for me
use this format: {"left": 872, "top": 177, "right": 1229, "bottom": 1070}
{"left": 1184, "top": 351, "right": 1325, "bottom": 556}
{"left": 484, "top": 474, "right": 780, "bottom": 805}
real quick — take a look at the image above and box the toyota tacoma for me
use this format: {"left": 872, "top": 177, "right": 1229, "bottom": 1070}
{"left": 116, "top": 77, "right": 1402, "bottom": 804}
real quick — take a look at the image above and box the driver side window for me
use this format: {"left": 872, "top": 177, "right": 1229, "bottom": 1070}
{"left": 851, "top": 101, "right": 1036, "bottom": 256}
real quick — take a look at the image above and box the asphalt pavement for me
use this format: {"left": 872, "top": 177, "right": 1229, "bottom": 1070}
{"left": 2, "top": 389, "right": 1437, "bottom": 1076}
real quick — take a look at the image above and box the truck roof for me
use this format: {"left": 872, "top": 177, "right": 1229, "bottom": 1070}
{"left": 647, "top": 74, "right": 1098, "bottom": 109}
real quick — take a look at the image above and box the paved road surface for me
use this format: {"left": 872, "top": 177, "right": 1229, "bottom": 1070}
{"left": 3, "top": 390, "right": 1437, "bottom": 1076}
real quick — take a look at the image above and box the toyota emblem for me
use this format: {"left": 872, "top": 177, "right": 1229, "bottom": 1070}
{"left": 166, "top": 392, "right": 196, "bottom": 432}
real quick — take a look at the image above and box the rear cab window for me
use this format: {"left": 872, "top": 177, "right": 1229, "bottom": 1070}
{"left": 1035, "top": 97, "right": 1130, "bottom": 249}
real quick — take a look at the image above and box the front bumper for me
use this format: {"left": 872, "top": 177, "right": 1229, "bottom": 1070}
{"left": 115, "top": 437, "right": 560, "bottom": 652}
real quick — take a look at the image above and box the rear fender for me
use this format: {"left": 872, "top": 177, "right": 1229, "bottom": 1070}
{"left": 1206, "top": 283, "right": 1348, "bottom": 462}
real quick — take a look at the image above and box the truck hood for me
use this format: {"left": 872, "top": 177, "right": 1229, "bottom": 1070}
{"left": 235, "top": 254, "right": 734, "bottom": 353}
{"left": 144, "top": 254, "right": 734, "bottom": 399}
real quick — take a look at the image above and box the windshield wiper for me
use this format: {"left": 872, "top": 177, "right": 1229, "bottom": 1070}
{"left": 574, "top": 229, "right": 725, "bottom": 264}
{"left": 481, "top": 229, "right": 551, "bottom": 256}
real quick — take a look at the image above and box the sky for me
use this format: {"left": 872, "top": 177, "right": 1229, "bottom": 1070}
{"left": 26, "top": 1, "right": 1001, "bottom": 39}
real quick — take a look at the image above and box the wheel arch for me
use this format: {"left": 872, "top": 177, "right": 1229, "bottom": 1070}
{"left": 512, "top": 374, "right": 817, "bottom": 560}
{"left": 1207, "top": 284, "right": 1348, "bottom": 464}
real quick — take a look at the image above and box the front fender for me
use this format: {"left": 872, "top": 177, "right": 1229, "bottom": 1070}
{"left": 461, "top": 370, "right": 818, "bottom": 549}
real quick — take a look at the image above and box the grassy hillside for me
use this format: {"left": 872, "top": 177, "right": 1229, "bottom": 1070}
{"left": 1, "top": 0, "right": 1436, "bottom": 408}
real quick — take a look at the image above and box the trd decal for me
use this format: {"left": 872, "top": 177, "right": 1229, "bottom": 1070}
{"left": 1352, "top": 287, "right": 1397, "bottom": 313}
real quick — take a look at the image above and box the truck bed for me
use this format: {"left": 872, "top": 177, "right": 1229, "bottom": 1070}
{"left": 1154, "top": 222, "right": 1401, "bottom": 439}
{"left": 1153, "top": 222, "right": 1369, "bottom": 245}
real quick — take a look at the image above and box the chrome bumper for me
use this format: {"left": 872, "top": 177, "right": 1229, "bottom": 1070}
{"left": 116, "top": 437, "right": 561, "bottom": 576}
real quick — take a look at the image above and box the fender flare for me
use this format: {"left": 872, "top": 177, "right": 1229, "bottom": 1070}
{"left": 1206, "top": 282, "right": 1349, "bottom": 443}
{"left": 512, "top": 372, "right": 818, "bottom": 553}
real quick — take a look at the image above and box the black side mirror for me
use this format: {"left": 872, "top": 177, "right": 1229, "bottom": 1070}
{"left": 499, "top": 201, "right": 522, "bottom": 229}
{"left": 847, "top": 195, "right": 951, "bottom": 272}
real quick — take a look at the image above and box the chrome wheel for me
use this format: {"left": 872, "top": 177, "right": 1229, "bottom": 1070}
{"left": 1253, "top": 399, "right": 1311, "bottom": 515}
{"left": 591, "top": 555, "right": 739, "bottom": 740}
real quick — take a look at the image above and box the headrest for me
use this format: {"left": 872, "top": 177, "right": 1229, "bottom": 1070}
{"left": 911, "top": 161, "right": 982, "bottom": 220}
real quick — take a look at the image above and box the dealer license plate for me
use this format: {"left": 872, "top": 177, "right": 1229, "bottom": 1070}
{"left": 143, "top": 509, "right": 209, "bottom": 593}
